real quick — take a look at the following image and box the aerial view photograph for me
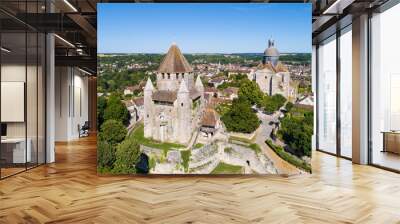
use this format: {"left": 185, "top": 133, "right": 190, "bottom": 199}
{"left": 97, "top": 3, "right": 312, "bottom": 175}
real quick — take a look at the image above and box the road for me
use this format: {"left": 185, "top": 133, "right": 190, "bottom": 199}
{"left": 255, "top": 110, "right": 302, "bottom": 175}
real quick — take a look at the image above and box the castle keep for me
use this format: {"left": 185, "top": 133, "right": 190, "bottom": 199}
{"left": 144, "top": 43, "right": 204, "bottom": 144}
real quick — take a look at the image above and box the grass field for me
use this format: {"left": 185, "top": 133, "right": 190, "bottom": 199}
{"left": 130, "top": 123, "right": 185, "bottom": 156}
{"left": 211, "top": 162, "right": 244, "bottom": 174}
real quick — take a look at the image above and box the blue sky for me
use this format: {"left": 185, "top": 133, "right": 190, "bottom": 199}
{"left": 98, "top": 3, "right": 311, "bottom": 54}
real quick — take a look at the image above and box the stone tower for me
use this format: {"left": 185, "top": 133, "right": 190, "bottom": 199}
{"left": 144, "top": 77, "right": 154, "bottom": 138}
{"left": 176, "top": 80, "right": 191, "bottom": 143}
{"left": 143, "top": 43, "right": 205, "bottom": 145}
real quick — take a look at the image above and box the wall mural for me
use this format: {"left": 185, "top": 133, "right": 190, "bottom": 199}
{"left": 97, "top": 3, "right": 313, "bottom": 175}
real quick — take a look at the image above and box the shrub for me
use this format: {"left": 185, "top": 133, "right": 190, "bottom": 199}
{"left": 112, "top": 137, "right": 141, "bottom": 174}
{"left": 266, "top": 140, "right": 311, "bottom": 173}
{"left": 149, "top": 156, "right": 156, "bottom": 171}
{"left": 224, "top": 147, "right": 233, "bottom": 154}
{"left": 180, "top": 150, "right": 191, "bottom": 173}
{"left": 97, "top": 140, "right": 116, "bottom": 169}
{"left": 285, "top": 102, "right": 294, "bottom": 112}
{"left": 99, "top": 119, "right": 127, "bottom": 145}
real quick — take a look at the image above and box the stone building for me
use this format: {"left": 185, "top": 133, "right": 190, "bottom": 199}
{"left": 252, "top": 39, "right": 297, "bottom": 100}
{"left": 144, "top": 43, "right": 205, "bottom": 144}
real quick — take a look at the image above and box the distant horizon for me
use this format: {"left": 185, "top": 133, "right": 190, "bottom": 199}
{"left": 98, "top": 51, "right": 311, "bottom": 55}
{"left": 98, "top": 3, "right": 312, "bottom": 54}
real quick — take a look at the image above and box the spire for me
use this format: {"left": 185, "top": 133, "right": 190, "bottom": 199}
{"left": 178, "top": 79, "right": 189, "bottom": 93}
{"left": 158, "top": 44, "right": 193, "bottom": 73}
{"left": 268, "top": 39, "right": 274, "bottom": 48}
{"left": 195, "top": 75, "right": 204, "bottom": 91}
{"left": 144, "top": 77, "right": 154, "bottom": 91}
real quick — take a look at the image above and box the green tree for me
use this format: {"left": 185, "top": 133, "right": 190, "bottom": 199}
{"left": 238, "top": 79, "right": 264, "bottom": 106}
{"left": 285, "top": 102, "right": 294, "bottom": 112}
{"left": 262, "top": 94, "right": 287, "bottom": 114}
{"left": 99, "top": 119, "right": 127, "bottom": 145}
{"left": 112, "top": 137, "right": 141, "bottom": 174}
{"left": 97, "top": 140, "right": 115, "bottom": 169}
{"left": 278, "top": 114, "right": 313, "bottom": 157}
{"left": 221, "top": 98, "right": 260, "bottom": 133}
{"left": 104, "top": 94, "right": 130, "bottom": 125}
{"left": 97, "top": 96, "right": 107, "bottom": 129}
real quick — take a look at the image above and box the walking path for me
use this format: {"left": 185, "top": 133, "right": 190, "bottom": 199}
{"left": 255, "top": 112, "right": 302, "bottom": 175}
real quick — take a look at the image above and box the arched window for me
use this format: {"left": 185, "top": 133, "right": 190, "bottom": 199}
{"left": 182, "top": 73, "right": 185, "bottom": 78}
{"left": 162, "top": 73, "right": 165, "bottom": 79}
{"left": 176, "top": 73, "right": 179, "bottom": 79}
{"left": 167, "top": 73, "right": 170, "bottom": 79}
{"left": 181, "top": 103, "right": 184, "bottom": 107}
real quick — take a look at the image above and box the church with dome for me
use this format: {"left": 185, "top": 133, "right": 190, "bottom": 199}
{"left": 144, "top": 43, "right": 205, "bottom": 144}
{"left": 252, "top": 39, "right": 297, "bottom": 100}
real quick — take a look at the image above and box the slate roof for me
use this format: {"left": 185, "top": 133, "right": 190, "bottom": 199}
{"left": 152, "top": 90, "right": 177, "bottom": 103}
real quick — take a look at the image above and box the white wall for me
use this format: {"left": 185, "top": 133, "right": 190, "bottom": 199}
{"left": 54, "top": 67, "right": 89, "bottom": 141}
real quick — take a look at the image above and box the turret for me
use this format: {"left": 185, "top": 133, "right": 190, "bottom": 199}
{"left": 195, "top": 75, "right": 204, "bottom": 92}
{"left": 144, "top": 78, "right": 154, "bottom": 138}
{"left": 176, "top": 79, "right": 191, "bottom": 144}
{"left": 195, "top": 75, "right": 204, "bottom": 105}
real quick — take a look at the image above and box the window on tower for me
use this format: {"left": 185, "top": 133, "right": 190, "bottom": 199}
{"left": 176, "top": 73, "right": 178, "bottom": 79}
{"left": 182, "top": 73, "right": 185, "bottom": 78}
{"left": 167, "top": 73, "right": 170, "bottom": 79}
{"left": 162, "top": 73, "right": 165, "bottom": 79}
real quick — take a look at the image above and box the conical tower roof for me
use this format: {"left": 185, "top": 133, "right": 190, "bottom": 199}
{"left": 178, "top": 79, "right": 189, "bottom": 93}
{"left": 158, "top": 43, "right": 193, "bottom": 73}
{"left": 144, "top": 77, "right": 154, "bottom": 91}
{"left": 195, "top": 75, "right": 204, "bottom": 90}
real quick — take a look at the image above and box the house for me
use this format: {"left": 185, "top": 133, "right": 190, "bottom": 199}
{"left": 208, "top": 76, "right": 227, "bottom": 88}
{"left": 200, "top": 108, "right": 219, "bottom": 138}
{"left": 218, "top": 87, "right": 239, "bottom": 100}
{"left": 124, "top": 85, "right": 141, "bottom": 95}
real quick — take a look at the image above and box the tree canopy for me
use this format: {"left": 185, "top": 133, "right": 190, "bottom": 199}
{"left": 278, "top": 107, "right": 313, "bottom": 157}
{"left": 221, "top": 97, "right": 260, "bottom": 133}
{"left": 99, "top": 119, "right": 127, "bottom": 145}
{"left": 103, "top": 94, "right": 130, "bottom": 125}
{"left": 262, "top": 94, "right": 287, "bottom": 114}
{"left": 238, "top": 79, "right": 264, "bottom": 106}
{"left": 112, "top": 137, "right": 141, "bottom": 174}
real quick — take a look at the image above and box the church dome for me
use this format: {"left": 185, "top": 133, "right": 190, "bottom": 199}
{"left": 264, "top": 39, "right": 279, "bottom": 57}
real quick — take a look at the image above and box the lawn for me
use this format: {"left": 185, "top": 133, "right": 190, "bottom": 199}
{"left": 211, "top": 162, "right": 244, "bottom": 174}
{"left": 130, "top": 123, "right": 185, "bottom": 156}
